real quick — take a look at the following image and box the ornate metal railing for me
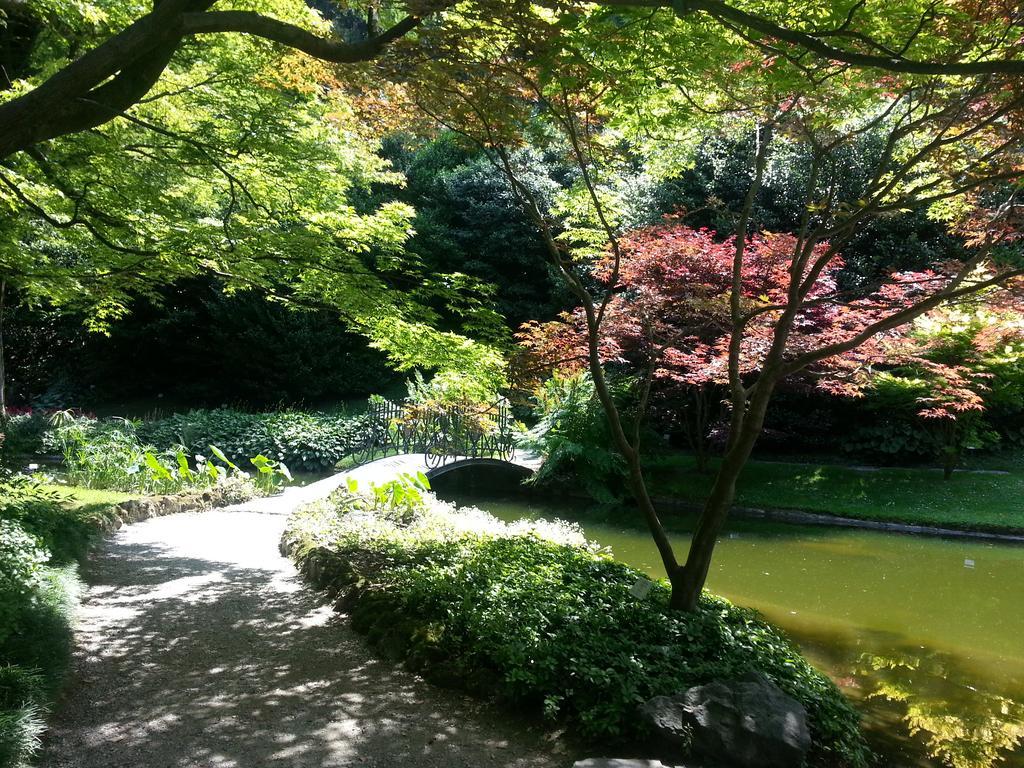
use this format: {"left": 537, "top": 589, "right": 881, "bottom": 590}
{"left": 348, "top": 397, "right": 517, "bottom": 468}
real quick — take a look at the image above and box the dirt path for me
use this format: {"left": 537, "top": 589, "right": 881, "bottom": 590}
{"left": 43, "top": 473, "right": 566, "bottom": 768}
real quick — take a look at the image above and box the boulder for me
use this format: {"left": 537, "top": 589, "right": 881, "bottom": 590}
{"left": 640, "top": 673, "right": 810, "bottom": 768}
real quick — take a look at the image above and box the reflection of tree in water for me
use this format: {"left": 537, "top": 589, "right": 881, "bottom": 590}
{"left": 857, "top": 650, "right": 1024, "bottom": 768}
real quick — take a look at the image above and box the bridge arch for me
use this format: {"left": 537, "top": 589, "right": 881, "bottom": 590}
{"left": 338, "top": 452, "right": 541, "bottom": 493}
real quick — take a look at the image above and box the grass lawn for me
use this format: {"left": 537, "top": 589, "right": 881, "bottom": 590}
{"left": 49, "top": 485, "right": 136, "bottom": 509}
{"left": 647, "top": 453, "right": 1024, "bottom": 534}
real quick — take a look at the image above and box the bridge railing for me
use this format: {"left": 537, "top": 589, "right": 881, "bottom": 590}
{"left": 348, "top": 397, "right": 518, "bottom": 468}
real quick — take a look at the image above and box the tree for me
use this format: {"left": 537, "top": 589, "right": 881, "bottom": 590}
{"left": 646, "top": 134, "right": 963, "bottom": 291}
{"left": 0, "top": 0, "right": 422, "bottom": 160}
{"left": 520, "top": 222, "right": 1024, "bottom": 478}
{"left": 517, "top": 224, "right": 859, "bottom": 472}
{"left": 380, "top": 131, "right": 568, "bottom": 329}
{"left": 3, "top": 0, "right": 1023, "bottom": 404}
{"left": 2, "top": 0, "right": 1024, "bottom": 163}
{"left": 398, "top": 1, "right": 1024, "bottom": 610}
{"left": 0, "top": 0, "right": 514, "bottom": 407}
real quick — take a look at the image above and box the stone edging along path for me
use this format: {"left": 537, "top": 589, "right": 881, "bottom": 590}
{"left": 96, "top": 486, "right": 250, "bottom": 532}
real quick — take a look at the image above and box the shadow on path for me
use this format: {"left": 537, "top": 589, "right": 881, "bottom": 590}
{"left": 43, "top": 509, "right": 566, "bottom": 768}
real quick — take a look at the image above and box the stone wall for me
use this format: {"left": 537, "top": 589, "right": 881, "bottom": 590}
{"left": 98, "top": 481, "right": 255, "bottom": 533}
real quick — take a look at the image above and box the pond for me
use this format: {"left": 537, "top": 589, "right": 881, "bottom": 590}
{"left": 433, "top": 485, "right": 1024, "bottom": 768}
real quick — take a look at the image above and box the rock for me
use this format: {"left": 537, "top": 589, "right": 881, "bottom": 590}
{"left": 573, "top": 761, "right": 673, "bottom": 768}
{"left": 640, "top": 673, "right": 810, "bottom": 768}
{"left": 641, "top": 694, "right": 693, "bottom": 753}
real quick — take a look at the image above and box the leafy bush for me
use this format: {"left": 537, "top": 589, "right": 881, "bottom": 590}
{"left": 0, "top": 499, "right": 81, "bottom": 687}
{"left": 519, "top": 373, "right": 629, "bottom": 503}
{"left": 839, "top": 372, "right": 999, "bottom": 467}
{"left": 44, "top": 414, "right": 149, "bottom": 491}
{"left": 284, "top": 490, "right": 869, "bottom": 767}
{"left": 840, "top": 420, "right": 945, "bottom": 461}
{"left": 0, "top": 412, "right": 51, "bottom": 468}
{"left": 0, "top": 565, "right": 79, "bottom": 693}
{"left": 0, "top": 507, "right": 81, "bottom": 768}
{"left": 0, "top": 475, "right": 99, "bottom": 565}
{"left": 0, "top": 560, "right": 80, "bottom": 768}
{"left": 44, "top": 412, "right": 276, "bottom": 494}
{"left": 0, "top": 521, "right": 47, "bottom": 650}
{"left": 136, "top": 408, "right": 368, "bottom": 472}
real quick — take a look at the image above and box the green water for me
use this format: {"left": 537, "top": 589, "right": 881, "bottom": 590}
{"left": 441, "top": 491, "right": 1024, "bottom": 768}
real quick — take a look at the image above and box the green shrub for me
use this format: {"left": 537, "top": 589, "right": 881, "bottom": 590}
{"left": 43, "top": 415, "right": 145, "bottom": 491}
{"left": 0, "top": 414, "right": 50, "bottom": 469}
{"left": 0, "top": 476, "right": 99, "bottom": 565}
{"left": 0, "top": 666, "right": 45, "bottom": 768}
{"left": 0, "top": 511, "right": 82, "bottom": 768}
{"left": 519, "top": 373, "right": 629, "bottom": 503}
{"left": 43, "top": 413, "right": 271, "bottom": 494}
{"left": 0, "top": 565, "right": 79, "bottom": 694}
{"left": 0, "top": 563, "right": 79, "bottom": 768}
{"left": 136, "top": 408, "right": 368, "bottom": 472}
{"left": 284, "top": 491, "right": 869, "bottom": 767}
{"left": 0, "top": 521, "right": 48, "bottom": 650}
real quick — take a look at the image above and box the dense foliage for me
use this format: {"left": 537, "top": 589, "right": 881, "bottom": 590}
{"left": 28, "top": 280, "right": 399, "bottom": 408}
{"left": 0, "top": 477, "right": 88, "bottom": 767}
{"left": 379, "top": 133, "right": 569, "bottom": 330}
{"left": 518, "top": 373, "right": 629, "bottom": 502}
{"left": 518, "top": 222, "right": 1024, "bottom": 470}
{"left": 1, "top": 406, "right": 368, "bottom": 478}
{"left": 0, "top": 0, "right": 516, "bottom": 416}
{"left": 136, "top": 408, "right": 369, "bottom": 473}
{"left": 284, "top": 488, "right": 869, "bottom": 767}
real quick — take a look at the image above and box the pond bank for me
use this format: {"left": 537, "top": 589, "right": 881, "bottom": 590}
{"left": 439, "top": 489, "right": 1024, "bottom": 768}
{"left": 643, "top": 452, "right": 1024, "bottom": 536}
{"left": 652, "top": 496, "right": 1024, "bottom": 542}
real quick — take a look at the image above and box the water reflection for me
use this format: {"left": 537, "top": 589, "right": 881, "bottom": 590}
{"left": 855, "top": 648, "right": 1024, "bottom": 768}
{"left": 438, "top": 488, "right": 1024, "bottom": 768}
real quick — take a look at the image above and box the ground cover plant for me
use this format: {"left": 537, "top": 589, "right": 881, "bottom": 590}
{"left": 0, "top": 474, "right": 101, "bottom": 767}
{"left": 283, "top": 486, "right": 870, "bottom": 768}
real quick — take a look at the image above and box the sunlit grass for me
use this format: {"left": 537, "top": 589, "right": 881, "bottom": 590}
{"left": 649, "top": 454, "right": 1024, "bottom": 533}
{"left": 45, "top": 485, "right": 136, "bottom": 509}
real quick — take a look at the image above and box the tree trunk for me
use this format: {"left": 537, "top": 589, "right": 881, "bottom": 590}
{"left": 669, "top": 379, "right": 777, "bottom": 611}
{"left": 942, "top": 419, "right": 959, "bottom": 481}
{"left": 692, "top": 385, "right": 713, "bottom": 474}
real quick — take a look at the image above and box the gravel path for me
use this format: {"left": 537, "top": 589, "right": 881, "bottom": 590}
{"left": 43, "top": 472, "right": 567, "bottom": 768}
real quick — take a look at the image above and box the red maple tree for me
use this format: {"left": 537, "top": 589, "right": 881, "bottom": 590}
{"left": 516, "top": 222, "right": 998, "bottom": 467}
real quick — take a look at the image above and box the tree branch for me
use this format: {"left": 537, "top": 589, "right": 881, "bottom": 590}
{"left": 181, "top": 11, "right": 423, "bottom": 63}
{"left": 589, "top": 0, "right": 1024, "bottom": 76}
